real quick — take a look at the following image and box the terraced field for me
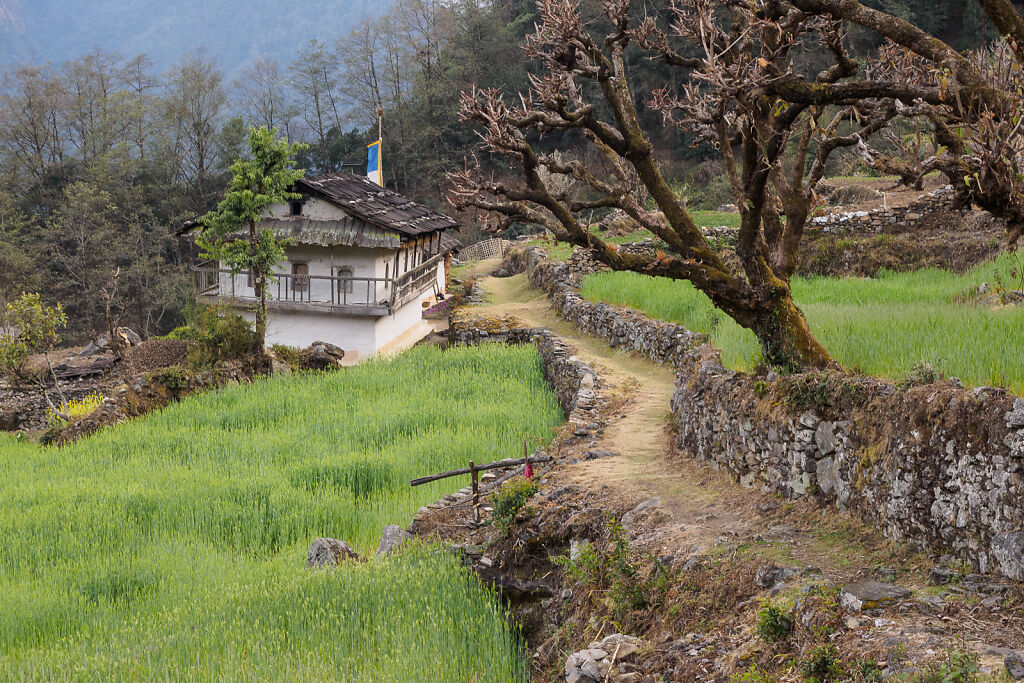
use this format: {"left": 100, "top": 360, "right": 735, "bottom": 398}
{"left": 583, "top": 251, "right": 1024, "bottom": 392}
{"left": 0, "top": 345, "right": 563, "bottom": 680}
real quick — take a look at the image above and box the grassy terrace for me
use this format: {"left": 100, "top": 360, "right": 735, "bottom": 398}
{"left": 0, "top": 345, "right": 562, "bottom": 680}
{"left": 582, "top": 251, "right": 1024, "bottom": 393}
{"left": 522, "top": 211, "right": 742, "bottom": 261}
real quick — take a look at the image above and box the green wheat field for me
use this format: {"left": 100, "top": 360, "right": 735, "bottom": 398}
{"left": 582, "top": 251, "right": 1024, "bottom": 393}
{"left": 0, "top": 345, "right": 563, "bottom": 681}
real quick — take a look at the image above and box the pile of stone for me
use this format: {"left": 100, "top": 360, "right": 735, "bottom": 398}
{"left": 564, "top": 634, "right": 645, "bottom": 683}
{"left": 566, "top": 248, "right": 610, "bottom": 285}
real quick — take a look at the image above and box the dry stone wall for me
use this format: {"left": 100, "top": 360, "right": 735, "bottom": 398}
{"left": 449, "top": 312, "right": 604, "bottom": 437}
{"left": 810, "top": 186, "right": 959, "bottom": 234}
{"left": 510, "top": 245, "right": 1024, "bottom": 580}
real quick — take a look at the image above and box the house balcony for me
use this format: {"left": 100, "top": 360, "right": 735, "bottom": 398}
{"left": 194, "top": 254, "right": 444, "bottom": 318}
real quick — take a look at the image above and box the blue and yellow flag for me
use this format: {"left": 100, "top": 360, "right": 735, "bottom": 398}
{"left": 367, "top": 139, "right": 382, "bottom": 186}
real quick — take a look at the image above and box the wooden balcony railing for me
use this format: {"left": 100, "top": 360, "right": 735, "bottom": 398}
{"left": 194, "top": 255, "right": 445, "bottom": 316}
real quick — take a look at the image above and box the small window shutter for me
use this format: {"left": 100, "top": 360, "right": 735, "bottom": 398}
{"left": 292, "top": 262, "right": 309, "bottom": 291}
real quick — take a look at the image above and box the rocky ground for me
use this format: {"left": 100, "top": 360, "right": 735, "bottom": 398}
{"left": 410, "top": 271, "right": 1024, "bottom": 682}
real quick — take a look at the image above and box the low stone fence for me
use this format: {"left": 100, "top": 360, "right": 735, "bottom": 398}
{"left": 514, "top": 245, "right": 1024, "bottom": 581}
{"left": 810, "top": 185, "right": 959, "bottom": 234}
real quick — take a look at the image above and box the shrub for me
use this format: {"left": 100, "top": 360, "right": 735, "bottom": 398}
{"left": 552, "top": 518, "right": 671, "bottom": 625}
{"left": 186, "top": 305, "right": 258, "bottom": 368}
{"left": 47, "top": 391, "right": 104, "bottom": 429}
{"left": 491, "top": 477, "right": 538, "bottom": 535}
{"left": 755, "top": 601, "right": 793, "bottom": 642}
{"left": 165, "top": 325, "right": 195, "bottom": 340}
{"left": 907, "top": 648, "right": 979, "bottom": 683}
{"left": 553, "top": 540, "right": 604, "bottom": 585}
{"left": 150, "top": 367, "right": 191, "bottom": 392}
{"left": 899, "top": 360, "right": 943, "bottom": 388}
{"left": 270, "top": 344, "right": 304, "bottom": 369}
{"left": 729, "top": 667, "right": 773, "bottom": 683}
{"left": 801, "top": 644, "right": 843, "bottom": 682}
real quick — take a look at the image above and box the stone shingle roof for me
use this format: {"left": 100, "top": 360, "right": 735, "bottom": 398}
{"left": 297, "top": 173, "right": 458, "bottom": 237}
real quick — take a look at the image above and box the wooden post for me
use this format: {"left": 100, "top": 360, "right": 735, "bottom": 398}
{"left": 470, "top": 460, "right": 480, "bottom": 524}
{"left": 523, "top": 439, "right": 529, "bottom": 473}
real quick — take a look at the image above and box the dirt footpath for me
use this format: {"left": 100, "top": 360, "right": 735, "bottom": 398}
{"left": 426, "top": 272, "right": 1024, "bottom": 681}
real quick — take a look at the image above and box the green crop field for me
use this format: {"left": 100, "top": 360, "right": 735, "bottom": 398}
{"left": 516, "top": 210, "right": 743, "bottom": 262}
{"left": 0, "top": 345, "right": 563, "bottom": 680}
{"left": 582, "top": 251, "right": 1024, "bottom": 393}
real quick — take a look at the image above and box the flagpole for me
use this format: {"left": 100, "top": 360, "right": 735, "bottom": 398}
{"left": 376, "top": 105, "right": 383, "bottom": 185}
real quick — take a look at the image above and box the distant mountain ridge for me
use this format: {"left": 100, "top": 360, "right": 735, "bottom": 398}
{"left": 0, "top": 0, "right": 389, "bottom": 77}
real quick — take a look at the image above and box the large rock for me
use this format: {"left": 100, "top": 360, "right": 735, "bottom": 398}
{"left": 1006, "top": 651, "right": 1024, "bottom": 680}
{"left": 564, "top": 634, "right": 643, "bottom": 683}
{"left": 839, "top": 581, "right": 911, "bottom": 611}
{"left": 376, "top": 525, "right": 412, "bottom": 557}
{"left": 598, "top": 209, "right": 642, "bottom": 236}
{"left": 754, "top": 565, "right": 819, "bottom": 589}
{"left": 991, "top": 532, "right": 1024, "bottom": 581}
{"left": 563, "top": 650, "right": 600, "bottom": 683}
{"left": 307, "top": 537, "right": 359, "bottom": 568}
{"left": 621, "top": 497, "right": 660, "bottom": 534}
{"left": 303, "top": 341, "right": 346, "bottom": 370}
{"left": 597, "top": 634, "right": 641, "bottom": 661}
{"left": 928, "top": 566, "right": 959, "bottom": 585}
{"left": 79, "top": 327, "right": 143, "bottom": 356}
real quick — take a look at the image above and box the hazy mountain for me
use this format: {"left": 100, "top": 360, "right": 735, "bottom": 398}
{"left": 0, "top": 0, "right": 390, "bottom": 77}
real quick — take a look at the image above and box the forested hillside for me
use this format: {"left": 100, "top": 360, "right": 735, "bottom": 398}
{"left": 0, "top": 0, "right": 388, "bottom": 79}
{"left": 0, "top": 0, "right": 1021, "bottom": 344}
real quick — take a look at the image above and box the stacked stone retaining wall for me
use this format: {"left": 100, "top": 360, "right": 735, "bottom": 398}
{"left": 810, "top": 185, "right": 959, "bottom": 234}
{"left": 449, "top": 312, "right": 604, "bottom": 438}
{"left": 509, "top": 246, "right": 1024, "bottom": 580}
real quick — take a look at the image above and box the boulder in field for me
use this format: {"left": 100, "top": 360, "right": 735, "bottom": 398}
{"left": 376, "top": 525, "right": 412, "bottom": 557}
{"left": 307, "top": 538, "right": 359, "bottom": 568}
{"left": 303, "top": 341, "right": 346, "bottom": 370}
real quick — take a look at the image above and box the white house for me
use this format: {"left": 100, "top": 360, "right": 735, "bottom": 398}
{"left": 195, "top": 173, "right": 459, "bottom": 361}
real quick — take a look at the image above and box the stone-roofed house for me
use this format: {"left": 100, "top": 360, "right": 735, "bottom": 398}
{"left": 196, "top": 173, "right": 460, "bottom": 361}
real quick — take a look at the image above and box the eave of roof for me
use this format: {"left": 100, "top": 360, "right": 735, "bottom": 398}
{"left": 258, "top": 217, "right": 401, "bottom": 249}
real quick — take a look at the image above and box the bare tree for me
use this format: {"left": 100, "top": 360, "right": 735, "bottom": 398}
{"left": 337, "top": 23, "right": 386, "bottom": 126}
{"left": 448, "top": 0, "right": 930, "bottom": 368}
{"left": 290, "top": 40, "right": 344, "bottom": 170}
{"left": 124, "top": 54, "right": 156, "bottom": 160}
{"left": 61, "top": 50, "right": 134, "bottom": 163}
{"left": 163, "top": 50, "right": 229, "bottom": 211}
{"left": 0, "top": 64, "right": 66, "bottom": 184}
{"left": 235, "top": 59, "right": 296, "bottom": 137}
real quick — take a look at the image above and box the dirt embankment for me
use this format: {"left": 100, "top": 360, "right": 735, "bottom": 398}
{"left": 798, "top": 210, "right": 1006, "bottom": 277}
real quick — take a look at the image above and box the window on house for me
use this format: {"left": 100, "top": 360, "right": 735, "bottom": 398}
{"left": 291, "top": 262, "right": 309, "bottom": 291}
{"left": 289, "top": 200, "right": 303, "bottom": 216}
{"left": 246, "top": 271, "right": 255, "bottom": 289}
{"left": 335, "top": 267, "right": 354, "bottom": 295}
